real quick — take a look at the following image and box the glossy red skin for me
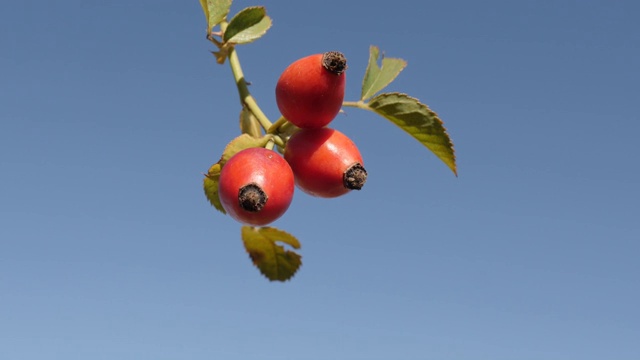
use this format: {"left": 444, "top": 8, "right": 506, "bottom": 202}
{"left": 284, "top": 128, "right": 363, "bottom": 198}
{"left": 219, "top": 148, "right": 294, "bottom": 226}
{"left": 275, "top": 54, "right": 346, "bottom": 129}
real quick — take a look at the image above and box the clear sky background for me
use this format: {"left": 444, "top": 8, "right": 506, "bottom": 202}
{"left": 1, "top": 1, "right": 639, "bottom": 359}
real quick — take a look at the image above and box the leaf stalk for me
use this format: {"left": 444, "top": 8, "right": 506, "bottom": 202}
{"left": 342, "top": 100, "right": 369, "bottom": 111}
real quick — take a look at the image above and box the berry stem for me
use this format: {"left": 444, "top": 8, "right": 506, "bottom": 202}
{"left": 265, "top": 139, "right": 275, "bottom": 150}
{"left": 270, "top": 134, "right": 286, "bottom": 148}
{"left": 220, "top": 22, "right": 273, "bottom": 131}
{"left": 278, "top": 120, "right": 297, "bottom": 135}
{"left": 267, "top": 116, "right": 288, "bottom": 134}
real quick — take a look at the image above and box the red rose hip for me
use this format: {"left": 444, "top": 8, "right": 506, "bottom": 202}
{"left": 219, "top": 148, "right": 294, "bottom": 226}
{"left": 284, "top": 128, "right": 367, "bottom": 198}
{"left": 275, "top": 51, "right": 347, "bottom": 129}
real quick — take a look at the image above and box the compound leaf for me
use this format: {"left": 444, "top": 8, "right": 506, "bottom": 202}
{"left": 200, "top": 0, "right": 232, "bottom": 34}
{"left": 368, "top": 93, "right": 457, "bottom": 175}
{"left": 223, "top": 7, "right": 272, "bottom": 44}
{"left": 361, "top": 46, "right": 407, "bottom": 101}
{"left": 241, "top": 226, "right": 302, "bottom": 281}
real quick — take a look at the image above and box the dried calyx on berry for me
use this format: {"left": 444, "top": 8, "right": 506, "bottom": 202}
{"left": 284, "top": 128, "right": 367, "bottom": 198}
{"left": 343, "top": 163, "right": 367, "bottom": 190}
{"left": 322, "top": 51, "right": 347, "bottom": 75}
{"left": 238, "top": 183, "right": 268, "bottom": 212}
{"left": 218, "top": 147, "right": 295, "bottom": 226}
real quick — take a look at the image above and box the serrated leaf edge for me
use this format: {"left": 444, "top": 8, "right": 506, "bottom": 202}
{"left": 258, "top": 227, "right": 301, "bottom": 249}
{"left": 361, "top": 45, "right": 381, "bottom": 100}
{"left": 203, "top": 172, "right": 226, "bottom": 214}
{"left": 200, "top": 0, "right": 232, "bottom": 34}
{"left": 229, "top": 16, "right": 272, "bottom": 45}
{"left": 361, "top": 46, "right": 408, "bottom": 101}
{"left": 241, "top": 226, "right": 302, "bottom": 282}
{"left": 224, "top": 6, "right": 272, "bottom": 45}
{"left": 368, "top": 92, "right": 457, "bottom": 176}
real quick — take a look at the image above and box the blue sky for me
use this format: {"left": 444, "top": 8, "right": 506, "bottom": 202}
{"left": 1, "top": 1, "right": 639, "bottom": 359}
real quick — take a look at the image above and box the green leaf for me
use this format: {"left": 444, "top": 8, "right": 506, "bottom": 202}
{"left": 361, "top": 46, "right": 407, "bottom": 101}
{"left": 241, "top": 226, "right": 302, "bottom": 281}
{"left": 203, "top": 163, "right": 226, "bottom": 214}
{"left": 223, "top": 6, "right": 272, "bottom": 44}
{"left": 221, "top": 133, "right": 271, "bottom": 164}
{"left": 368, "top": 93, "right": 457, "bottom": 175}
{"left": 200, "top": 0, "right": 232, "bottom": 34}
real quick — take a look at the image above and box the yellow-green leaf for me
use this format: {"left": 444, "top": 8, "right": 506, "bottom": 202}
{"left": 361, "top": 46, "right": 407, "bottom": 101}
{"left": 368, "top": 93, "right": 457, "bottom": 175}
{"left": 200, "top": 0, "right": 232, "bottom": 34}
{"left": 221, "top": 133, "right": 271, "bottom": 165}
{"left": 223, "top": 7, "right": 272, "bottom": 44}
{"left": 241, "top": 226, "right": 302, "bottom": 281}
{"left": 203, "top": 163, "right": 226, "bottom": 214}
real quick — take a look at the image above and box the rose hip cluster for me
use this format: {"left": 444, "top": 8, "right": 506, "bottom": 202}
{"left": 218, "top": 52, "right": 367, "bottom": 226}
